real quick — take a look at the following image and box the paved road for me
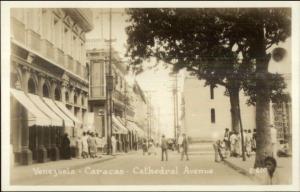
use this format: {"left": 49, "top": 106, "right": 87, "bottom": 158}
{"left": 13, "top": 150, "right": 256, "bottom": 185}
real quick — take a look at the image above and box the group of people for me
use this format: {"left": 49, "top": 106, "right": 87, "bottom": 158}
{"left": 142, "top": 139, "right": 158, "bottom": 156}
{"left": 160, "top": 133, "right": 189, "bottom": 161}
{"left": 214, "top": 128, "right": 257, "bottom": 161}
{"left": 77, "top": 131, "right": 106, "bottom": 159}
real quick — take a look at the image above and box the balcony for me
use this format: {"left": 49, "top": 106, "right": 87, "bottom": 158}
{"left": 41, "top": 39, "right": 54, "bottom": 61}
{"left": 11, "top": 18, "right": 25, "bottom": 45}
{"left": 26, "top": 29, "right": 41, "bottom": 53}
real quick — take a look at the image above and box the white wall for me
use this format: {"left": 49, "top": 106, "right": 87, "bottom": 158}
{"left": 183, "top": 76, "right": 255, "bottom": 141}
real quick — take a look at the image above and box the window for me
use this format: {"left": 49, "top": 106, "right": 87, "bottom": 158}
{"left": 63, "top": 27, "right": 70, "bottom": 55}
{"left": 211, "top": 108, "right": 215, "bottom": 123}
{"left": 55, "top": 87, "right": 61, "bottom": 101}
{"left": 53, "top": 17, "right": 61, "bottom": 48}
{"left": 81, "top": 96, "right": 85, "bottom": 106}
{"left": 28, "top": 78, "right": 36, "bottom": 94}
{"left": 74, "top": 94, "right": 78, "bottom": 105}
{"left": 42, "top": 84, "right": 50, "bottom": 98}
{"left": 65, "top": 91, "right": 69, "bottom": 103}
{"left": 210, "top": 85, "right": 214, "bottom": 99}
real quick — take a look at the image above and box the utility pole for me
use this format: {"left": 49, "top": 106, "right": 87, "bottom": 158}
{"left": 173, "top": 73, "right": 179, "bottom": 142}
{"left": 106, "top": 8, "right": 114, "bottom": 155}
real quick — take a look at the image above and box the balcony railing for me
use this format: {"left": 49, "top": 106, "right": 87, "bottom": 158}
{"left": 55, "top": 48, "right": 65, "bottom": 68}
{"left": 41, "top": 39, "right": 55, "bottom": 61}
{"left": 26, "top": 29, "right": 41, "bottom": 53}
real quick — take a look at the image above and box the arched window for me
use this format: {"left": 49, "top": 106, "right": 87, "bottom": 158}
{"left": 42, "top": 83, "right": 50, "bottom": 97}
{"left": 81, "top": 95, "right": 84, "bottom": 106}
{"left": 28, "top": 78, "right": 36, "bottom": 94}
{"left": 65, "top": 91, "right": 69, "bottom": 103}
{"left": 211, "top": 108, "right": 215, "bottom": 123}
{"left": 74, "top": 94, "right": 78, "bottom": 105}
{"left": 54, "top": 87, "right": 61, "bottom": 101}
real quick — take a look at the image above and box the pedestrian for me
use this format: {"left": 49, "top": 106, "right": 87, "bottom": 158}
{"left": 235, "top": 131, "right": 242, "bottom": 157}
{"left": 161, "top": 135, "right": 168, "bottom": 161}
{"left": 95, "top": 134, "right": 102, "bottom": 155}
{"left": 229, "top": 131, "right": 237, "bottom": 157}
{"left": 87, "top": 131, "right": 92, "bottom": 157}
{"left": 213, "top": 140, "right": 224, "bottom": 162}
{"left": 61, "top": 133, "right": 71, "bottom": 159}
{"left": 181, "top": 133, "right": 189, "bottom": 161}
{"left": 178, "top": 134, "right": 184, "bottom": 153}
{"left": 245, "top": 129, "right": 252, "bottom": 157}
{"left": 148, "top": 139, "right": 156, "bottom": 155}
{"left": 270, "top": 125, "right": 278, "bottom": 158}
{"left": 76, "top": 136, "right": 82, "bottom": 159}
{"left": 264, "top": 156, "right": 280, "bottom": 185}
{"left": 223, "top": 128, "right": 230, "bottom": 151}
{"left": 111, "top": 135, "right": 117, "bottom": 155}
{"left": 81, "top": 132, "right": 89, "bottom": 159}
{"left": 142, "top": 139, "right": 148, "bottom": 155}
{"left": 89, "top": 132, "right": 97, "bottom": 158}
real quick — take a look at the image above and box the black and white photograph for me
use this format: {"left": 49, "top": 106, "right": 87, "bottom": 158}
{"left": 1, "top": 1, "right": 300, "bottom": 191}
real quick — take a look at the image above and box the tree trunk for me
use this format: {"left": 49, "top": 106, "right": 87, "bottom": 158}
{"left": 254, "top": 26, "right": 273, "bottom": 168}
{"left": 254, "top": 77, "right": 273, "bottom": 168}
{"left": 228, "top": 87, "right": 240, "bottom": 134}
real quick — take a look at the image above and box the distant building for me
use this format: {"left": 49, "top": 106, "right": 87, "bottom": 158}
{"left": 182, "top": 73, "right": 256, "bottom": 142}
{"left": 10, "top": 8, "right": 93, "bottom": 165}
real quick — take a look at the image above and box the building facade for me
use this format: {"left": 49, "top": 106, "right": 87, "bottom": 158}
{"left": 182, "top": 74, "right": 256, "bottom": 142}
{"left": 10, "top": 8, "right": 93, "bottom": 165}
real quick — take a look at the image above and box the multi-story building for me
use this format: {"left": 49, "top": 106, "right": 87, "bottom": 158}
{"left": 86, "top": 39, "right": 132, "bottom": 152}
{"left": 10, "top": 8, "right": 93, "bottom": 165}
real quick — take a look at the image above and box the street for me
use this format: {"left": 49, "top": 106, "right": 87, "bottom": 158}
{"left": 12, "top": 150, "right": 256, "bottom": 185}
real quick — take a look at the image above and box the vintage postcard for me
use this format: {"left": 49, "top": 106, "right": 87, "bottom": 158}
{"left": 1, "top": 1, "right": 300, "bottom": 191}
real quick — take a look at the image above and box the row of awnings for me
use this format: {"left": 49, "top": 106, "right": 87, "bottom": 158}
{"left": 10, "top": 89, "right": 82, "bottom": 127}
{"left": 112, "top": 115, "right": 146, "bottom": 137}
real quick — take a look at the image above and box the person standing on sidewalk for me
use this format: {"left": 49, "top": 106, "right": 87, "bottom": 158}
{"left": 61, "top": 133, "right": 71, "bottom": 160}
{"left": 181, "top": 133, "right": 189, "bottom": 161}
{"left": 245, "top": 129, "right": 252, "bottom": 157}
{"left": 81, "top": 132, "right": 89, "bottom": 159}
{"left": 223, "top": 128, "right": 230, "bottom": 152}
{"left": 178, "top": 134, "right": 184, "bottom": 153}
{"left": 111, "top": 135, "right": 117, "bottom": 155}
{"left": 76, "top": 136, "right": 82, "bottom": 159}
{"left": 161, "top": 135, "right": 168, "bottom": 161}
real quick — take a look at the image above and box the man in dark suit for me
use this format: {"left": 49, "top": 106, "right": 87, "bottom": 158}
{"left": 161, "top": 135, "right": 168, "bottom": 161}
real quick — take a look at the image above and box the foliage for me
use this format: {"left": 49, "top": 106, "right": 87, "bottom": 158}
{"left": 125, "top": 8, "right": 291, "bottom": 104}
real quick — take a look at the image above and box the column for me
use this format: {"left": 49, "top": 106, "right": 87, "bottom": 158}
{"left": 19, "top": 66, "right": 33, "bottom": 165}
{"left": 50, "top": 79, "right": 60, "bottom": 161}
{"left": 61, "top": 81, "right": 68, "bottom": 103}
{"left": 50, "top": 126, "right": 60, "bottom": 161}
{"left": 36, "top": 73, "right": 47, "bottom": 163}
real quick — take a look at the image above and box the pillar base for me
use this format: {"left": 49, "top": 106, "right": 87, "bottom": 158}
{"left": 37, "top": 146, "right": 47, "bottom": 163}
{"left": 50, "top": 146, "right": 60, "bottom": 161}
{"left": 19, "top": 148, "right": 33, "bottom": 165}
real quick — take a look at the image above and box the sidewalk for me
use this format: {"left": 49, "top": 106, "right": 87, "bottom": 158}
{"left": 11, "top": 153, "right": 116, "bottom": 184}
{"left": 223, "top": 155, "right": 292, "bottom": 184}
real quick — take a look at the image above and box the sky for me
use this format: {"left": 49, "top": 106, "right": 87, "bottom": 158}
{"left": 86, "top": 8, "right": 177, "bottom": 138}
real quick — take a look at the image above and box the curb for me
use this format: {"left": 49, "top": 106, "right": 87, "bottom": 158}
{"left": 223, "top": 159, "right": 263, "bottom": 184}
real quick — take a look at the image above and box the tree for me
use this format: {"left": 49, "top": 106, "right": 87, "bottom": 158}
{"left": 125, "top": 8, "right": 291, "bottom": 167}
